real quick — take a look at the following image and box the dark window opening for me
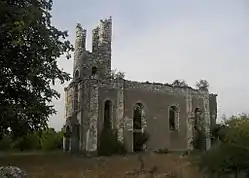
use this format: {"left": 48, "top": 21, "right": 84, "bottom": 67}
{"left": 65, "top": 125, "right": 70, "bottom": 136}
{"left": 64, "top": 125, "right": 70, "bottom": 151}
{"left": 92, "top": 66, "right": 97, "bottom": 75}
{"left": 104, "top": 100, "right": 112, "bottom": 129}
{"left": 133, "top": 104, "right": 142, "bottom": 130}
{"left": 194, "top": 108, "right": 201, "bottom": 128}
{"left": 133, "top": 103, "right": 145, "bottom": 152}
{"left": 74, "top": 85, "right": 79, "bottom": 110}
{"left": 195, "top": 108, "right": 201, "bottom": 113}
{"left": 195, "top": 108, "right": 201, "bottom": 119}
{"left": 75, "top": 70, "right": 79, "bottom": 78}
{"left": 75, "top": 124, "right": 80, "bottom": 140}
{"left": 169, "top": 106, "right": 177, "bottom": 131}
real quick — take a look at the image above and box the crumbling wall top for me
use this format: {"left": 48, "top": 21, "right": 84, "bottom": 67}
{"left": 75, "top": 23, "right": 86, "bottom": 49}
{"left": 123, "top": 80, "right": 210, "bottom": 98}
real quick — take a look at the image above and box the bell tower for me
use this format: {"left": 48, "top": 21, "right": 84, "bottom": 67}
{"left": 91, "top": 16, "right": 112, "bottom": 80}
{"left": 72, "top": 17, "right": 112, "bottom": 81}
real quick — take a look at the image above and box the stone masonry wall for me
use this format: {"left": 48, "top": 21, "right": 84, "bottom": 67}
{"left": 81, "top": 80, "right": 90, "bottom": 152}
{"left": 87, "top": 80, "right": 99, "bottom": 152}
{"left": 124, "top": 80, "right": 208, "bottom": 99}
{"left": 203, "top": 94, "right": 211, "bottom": 150}
{"left": 209, "top": 94, "right": 218, "bottom": 129}
{"left": 64, "top": 86, "right": 74, "bottom": 118}
{"left": 186, "top": 88, "right": 194, "bottom": 150}
{"left": 73, "top": 24, "right": 86, "bottom": 74}
{"left": 63, "top": 17, "right": 218, "bottom": 154}
{"left": 115, "top": 79, "right": 124, "bottom": 143}
{"left": 91, "top": 17, "right": 112, "bottom": 81}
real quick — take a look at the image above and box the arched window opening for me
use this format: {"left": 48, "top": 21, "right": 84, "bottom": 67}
{"left": 75, "top": 70, "right": 79, "bottom": 78}
{"left": 133, "top": 102, "right": 146, "bottom": 152}
{"left": 64, "top": 125, "right": 70, "bottom": 152}
{"left": 194, "top": 108, "right": 201, "bottom": 128}
{"left": 75, "top": 124, "right": 80, "bottom": 140}
{"left": 92, "top": 66, "right": 97, "bottom": 76}
{"left": 104, "top": 100, "right": 112, "bottom": 129}
{"left": 169, "top": 106, "right": 178, "bottom": 131}
{"left": 74, "top": 85, "right": 79, "bottom": 111}
{"left": 195, "top": 108, "right": 201, "bottom": 114}
{"left": 65, "top": 125, "right": 70, "bottom": 136}
{"left": 133, "top": 103, "right": 143, "bottom": 130}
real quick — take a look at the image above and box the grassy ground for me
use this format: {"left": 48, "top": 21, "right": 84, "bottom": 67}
{"left": 0, "top": 151, "right": 203, "bottom": 178}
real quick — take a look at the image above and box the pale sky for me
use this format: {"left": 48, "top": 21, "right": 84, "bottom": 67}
{"left": 49, "top": 0, "right": 249, "bottom": 130}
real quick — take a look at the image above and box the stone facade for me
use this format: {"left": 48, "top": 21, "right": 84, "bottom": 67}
{"left": 63, "top": 17, "right": 218, "bottom": 154}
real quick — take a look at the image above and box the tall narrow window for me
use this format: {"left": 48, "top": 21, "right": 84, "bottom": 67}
{"left": 194, "top": 108, "right": 201, "bottom": 129}
{"left": 133, "top": 103, "right": 143, "bottom": 130}
{"left": 74, "top": 70, "right": 79, "bottom": 78}
{"left": 133, "top": 102, "right": 146, "bottom": 152}
{"left": 169, "top": 106, "right": 178, "bottom": 131}
{"left": 92, "top": 66, "right": 97, "bottom": 75}
{"left": 104, "top": 100, "right": 112, "bottom": 129}
{"left": 74, "top": 85, "right": 79, "bottom": 111}
{"left": 76, "top": 124, "right": 80, "bottom": 140}
{"left": 64, "top": 125, "right": 70, "bottom": 151}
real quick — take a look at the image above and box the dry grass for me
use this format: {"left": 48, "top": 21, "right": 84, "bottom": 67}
{"left": 0, "top": 152, "right": 204, "bottom": 178}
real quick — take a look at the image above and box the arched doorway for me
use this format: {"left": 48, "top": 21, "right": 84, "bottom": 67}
{"left": 133, "top": 103, "right": 146, "bottom": 152}
{"left": 193, "top": 108, "right": 205, "bottom": 150}
{"left": 74, "top": 70, "right": 79, "bottom": 78}
{"left": 169, "top": 106, "right": 178, "bottom": 131}
{"left": 71, "top": 123, "right": 80, "bottom": 153}
{"left": 98, "top": 100, "right": 113, "bottom": 155}
{"left": 194, "top": 108, "right": 201, "bottom": 131}
{"left": 64, "top": 125, "right": 70, "bottom": 151}
{"left": 104, "top": 100, "right": 112, "bottom": 129}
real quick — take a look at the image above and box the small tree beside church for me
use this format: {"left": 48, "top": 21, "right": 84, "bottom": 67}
{"left": 172, "top": 79, "right": 188, "bottom": 87}
{"left": 196, "top": 80, "right": 209, "bottom": 91}
{"left": 98, "top": 124, "right": 126, "bottom": 156}
{"left": 196, "top": 114, "right": 249, "bottom": 178}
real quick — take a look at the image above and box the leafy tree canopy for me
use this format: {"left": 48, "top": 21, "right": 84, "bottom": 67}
{"left": 0, "top": 0, "right": 74, "bottom": 138}
{"left": 196, "top": 79, "right": 209, "bottom": 91}
{"left": 197, "top": 114, "right": 249, "bottom": 177}
{"left": 171, "top": 79, "right": 188, "bottom": 87}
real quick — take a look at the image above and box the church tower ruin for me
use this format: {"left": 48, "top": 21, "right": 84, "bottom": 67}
{"left": 63, "top": 17, "right": 113, "bottom": 154}
{"left": 63, "top": 17, "right": 217, "bottom": 155}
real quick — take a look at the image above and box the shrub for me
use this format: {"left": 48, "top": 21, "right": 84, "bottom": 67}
{"left": 193, "top": 130, "right": 206, "bottom": 151}
{"left": 133, "top": 131, "right": 149, "bottom": 152}
{"left": 40, "top": 129, "right": 63, "bottom": 151}
{"left": 154, "top": 148, "right": 169, "bottom": 154}
{"left": 98, "top": 128, "right": 126, "bottom": 156}
{"left": 12, "top": 133, "right": 40, "bottom": 151}
{"left": 0, "top": 135, "right": 12, "bottom": 151}
{"left": 195, "top": 114, "right": 249, "bottom": 178}
{"left": 0, "top": 128, "right": 63, "bottom": 151}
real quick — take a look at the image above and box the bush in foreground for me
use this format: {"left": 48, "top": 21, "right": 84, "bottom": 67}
{"left": 98, "top": 128, "right": 126, "bottom": 156}
{"left": 196, "top": 114, "right": 249, "bottom": 178}
{"left": 0, "top": 128, "right": 63, "bottom": 151}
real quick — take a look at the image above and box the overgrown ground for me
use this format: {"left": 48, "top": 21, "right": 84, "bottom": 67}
{"left": 0, "top": 152, "right": 204, "bottom": 178}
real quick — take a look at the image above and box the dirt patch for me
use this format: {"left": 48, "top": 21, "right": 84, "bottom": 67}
{"left": 0, "top": 152, "right": 203, "bottom": 178}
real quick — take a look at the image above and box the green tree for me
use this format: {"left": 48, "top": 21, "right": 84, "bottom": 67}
{"left": 0, "top": 0, "right": 74, "bottom": 138}
{"left": 12, "top": 132, "right": 40, "bottom": 151}
{"left": 110, "top": 69, "right": 125, "bottom": 80}
{"left": 40, "top": 128, "right": 63, "bottom": 150}
{"left": 0, "top": 135, "right": 12, "bottom": 151}
{"left": 197, "top": 114, "right": 249, "bottom": 178}
{"left": 196, "top": 80, "right": 209, "bottom": 91}
{"left": 98, "top": 127, "right": 126, "bottom": 156}
{"left": 210, "top": 123, "right": 227, "bottom": 144}
{"left": 172, "top": 79, "right": 188, "bottom": 87}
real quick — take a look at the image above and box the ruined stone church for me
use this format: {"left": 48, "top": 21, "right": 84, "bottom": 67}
{"left": 63, "top": 17, "right": 218, "bottom": 154}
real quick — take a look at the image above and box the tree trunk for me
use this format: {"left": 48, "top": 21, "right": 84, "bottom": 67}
{"left": 234, "top": 171, "right": 239, "bottom": 178}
